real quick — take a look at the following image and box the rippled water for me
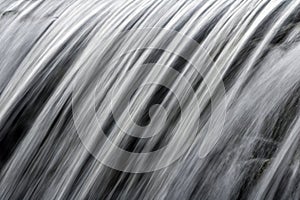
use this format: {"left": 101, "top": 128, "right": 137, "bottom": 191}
{"left": 1, "top": 0, "right": 300, "bottom": 199}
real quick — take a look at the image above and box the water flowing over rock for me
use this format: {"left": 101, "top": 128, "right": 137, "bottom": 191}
{"left": 1, "top": 0, "right": 300, "bottom": 199}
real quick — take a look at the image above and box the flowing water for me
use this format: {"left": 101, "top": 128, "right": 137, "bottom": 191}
{"left": 1, "top": 0, "right": 300, "bottom": 199}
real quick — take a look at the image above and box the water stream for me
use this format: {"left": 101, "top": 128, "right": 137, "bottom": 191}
{"left": 1, "top": 0, "right": 300, "bottom": 199}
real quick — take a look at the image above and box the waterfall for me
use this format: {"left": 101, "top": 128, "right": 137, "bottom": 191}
{"left": 1, "top": 0, "right": 300, "bottom": 199}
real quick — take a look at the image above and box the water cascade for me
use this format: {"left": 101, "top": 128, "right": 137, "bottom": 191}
{"left": 1, "top": 0, "right": 300, "bottom": 199}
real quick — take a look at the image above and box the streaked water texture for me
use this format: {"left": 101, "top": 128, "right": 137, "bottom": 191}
{"left": 1, "top": 0, "right": 300, "bottom": 199}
